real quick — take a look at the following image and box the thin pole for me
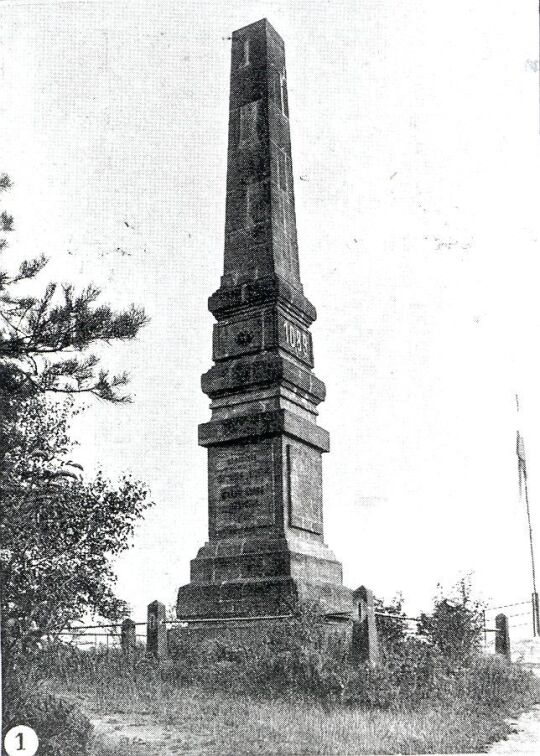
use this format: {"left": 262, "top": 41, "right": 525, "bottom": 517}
{"left": 516, "top": 395, "right": 539, "bottom": 635}
{"left": 523, "top": 473, "right": 540, "bottom": 637}
{"left": 523, "top": 473, "right": 538, "bottom": 597}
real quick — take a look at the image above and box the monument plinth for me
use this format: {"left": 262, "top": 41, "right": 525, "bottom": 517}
{"left": 177, "top": 18, "right": 352, "bottom": 620}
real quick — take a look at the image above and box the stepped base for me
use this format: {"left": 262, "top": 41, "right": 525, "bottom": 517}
{"left": 177, "top": 533, "right": 352, "bottom": 619}
{"left": 177, "top": 575, "right": 352, "bottom": 619}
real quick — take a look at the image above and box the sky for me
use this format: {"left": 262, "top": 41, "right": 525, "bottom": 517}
{"left": 1, "top": 0, "right": 539, "bottom": 636}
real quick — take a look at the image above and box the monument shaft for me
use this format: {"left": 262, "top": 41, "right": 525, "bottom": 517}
{"left": 177, "top": 19, "right": 351, "bottom": 619}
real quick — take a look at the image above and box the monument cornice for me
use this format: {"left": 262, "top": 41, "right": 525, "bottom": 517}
{"left": 208, "top": 274, "right": 317, "bottom": 326}
{"left": 198, "top": 408, "right": 330, "bottom": 453}
{"left": 201, "top": 351, "right": 326, "bottom": 405}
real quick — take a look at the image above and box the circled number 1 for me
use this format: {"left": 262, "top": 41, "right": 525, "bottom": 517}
{"left": 4, "top": 726, "right": 39, "bottom": 756}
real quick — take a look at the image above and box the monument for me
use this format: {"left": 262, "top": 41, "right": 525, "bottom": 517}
{"left": 177, "top": 19, "right": 352, "bottom": 620}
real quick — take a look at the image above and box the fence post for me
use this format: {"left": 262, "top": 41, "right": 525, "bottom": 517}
{"left": 121, "top": 618, "right": 136, "bottom": 655}
{"left": 495, "top": 613, "right": 511, "bottom": 661}
{"left": 147, "top": 600, "right": 168, "bottom": 660}
{"left": 352, "top": 585, "right": 379, "bottom": 666}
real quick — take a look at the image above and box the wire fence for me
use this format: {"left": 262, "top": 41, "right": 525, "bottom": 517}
{"left": 485, "top": 600, "right": 529, "bottom": 611}
{"left": 375, "top": 598, "right": 538, "bottom": 651}
{"left": 38, "top": 594, "right": 540, "bottom": 654}
{"left": 45, "top": 612, "right": 297, "bottom": 649}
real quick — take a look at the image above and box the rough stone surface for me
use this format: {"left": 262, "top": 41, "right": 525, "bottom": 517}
{"left": 496, "top": 613, "right": 511, "bottom": 660}
{"left": 120, "top": 618, "right": 136, "bottom": 655}
{"left": 147, "top": 600, "right": 168, "bottom": 659}
{"left": 177, "top": 18, "right": 352, "bottom": 621}
{"left": 352, "top": 586, "right": 379, "bottom": 666}
{"left": 169, "top": 617, "right": 352, "bottom": 651}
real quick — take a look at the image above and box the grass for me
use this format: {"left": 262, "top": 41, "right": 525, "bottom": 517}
{"left": 55, "top": 682, "right": 530, "bottom": 755}
{"left": 32, "top": 648, "right": 537, "bottom": 755}
{"left": 9, "top": 607, "right": 540, "bottom": 755}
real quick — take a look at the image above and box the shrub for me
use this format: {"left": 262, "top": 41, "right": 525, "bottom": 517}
{"left": 417, "top": 576, "right": 484, "bottom": 667}
{"left": 168, "top": 604, "right": 352, "bottom": 699}
{"left": 374, "top": 594, "right": 409, "bottom": 658}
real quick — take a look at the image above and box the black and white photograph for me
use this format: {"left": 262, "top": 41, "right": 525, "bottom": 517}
{"left": 1, "top": 1, "right": 540, "bottom": 753}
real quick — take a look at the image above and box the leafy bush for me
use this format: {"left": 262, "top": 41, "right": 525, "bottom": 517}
{"left": 341, "top": 641, "right": 539, "bottom": 712}
{"left": 374, "top": 593, "right": 409, "bottom": 658}
{"left": 417, "top": 576, "right": 484, "bottom": 667}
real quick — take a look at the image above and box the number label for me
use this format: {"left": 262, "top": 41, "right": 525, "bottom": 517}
{"left": 281, "top": 319, "right": 311, "bottom": 362}
{"left": 4, "top": 726, "right": 39, "bottom": 756}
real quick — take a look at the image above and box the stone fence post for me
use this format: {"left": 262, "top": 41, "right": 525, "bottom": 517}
{"left": 147, "top": 600, "right": 168, "bottom": 660}
{"left": 352, "top": 585, "right": 379, "bottom": 666}
{"left": 495, "top": 613, "right": 511, "bottom": 661}
{"left": 120, "top": 618, "right": 136, "bottom": 655}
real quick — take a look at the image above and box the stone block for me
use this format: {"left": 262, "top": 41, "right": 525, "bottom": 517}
{"left": 198, "top": 408, "right": 329, "bottom": 451}
{"left": 121, "top": 618, "right": 136, "bottom": 655}
{"left": 147, "top": 600, "right": 168, "bottom": 660}
{"left": 495, "top": 613, "right": 511, "bottom": 661}
{"left": 352, "top": 586, "right": 379, "bottom": 666}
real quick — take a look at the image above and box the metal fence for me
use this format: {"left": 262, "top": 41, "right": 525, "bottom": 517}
{"left": 44, "top": 591, "right": 539, "bottom": 665}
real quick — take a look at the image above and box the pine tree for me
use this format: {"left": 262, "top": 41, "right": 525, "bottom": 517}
{"left": 0, "top": 174, "right": 147, "bottom": 404}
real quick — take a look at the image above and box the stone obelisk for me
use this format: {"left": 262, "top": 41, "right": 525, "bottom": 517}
{"left": 177, "top": 18, "right": 352, "bottom": 619}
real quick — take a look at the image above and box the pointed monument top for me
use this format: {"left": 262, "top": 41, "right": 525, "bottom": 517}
{"left": 221, "top": 17, "right": 301, "bottom": 295}
{"left": 232, "top": 18, "right": 283, "bottom": 44}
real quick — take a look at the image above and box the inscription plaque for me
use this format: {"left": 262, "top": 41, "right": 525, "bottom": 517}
{"left": 209, "top": 440, "right": 275, "bottom": 535}
{"left": 287, "top": 443, "right": 323, "bottom": 534}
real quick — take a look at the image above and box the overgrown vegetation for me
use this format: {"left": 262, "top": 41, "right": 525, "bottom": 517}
{"left": 416, "top": 578, "right": 485, "bottom": 667}
{"left": 8, "top": 588, "right": 540, "bottom": 754}
{"left": 1, "top": 395, "right": 151, "bottom": 656}
{"left": 3, "top": 669, "right": 93, "bottom": 756}
{"left": 1, "top": 172, "right": 151, "bottom": 755}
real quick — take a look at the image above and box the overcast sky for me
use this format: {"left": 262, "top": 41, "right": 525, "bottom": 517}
{"left": 1, "top": 0, "right": 539, "bottom": 633}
